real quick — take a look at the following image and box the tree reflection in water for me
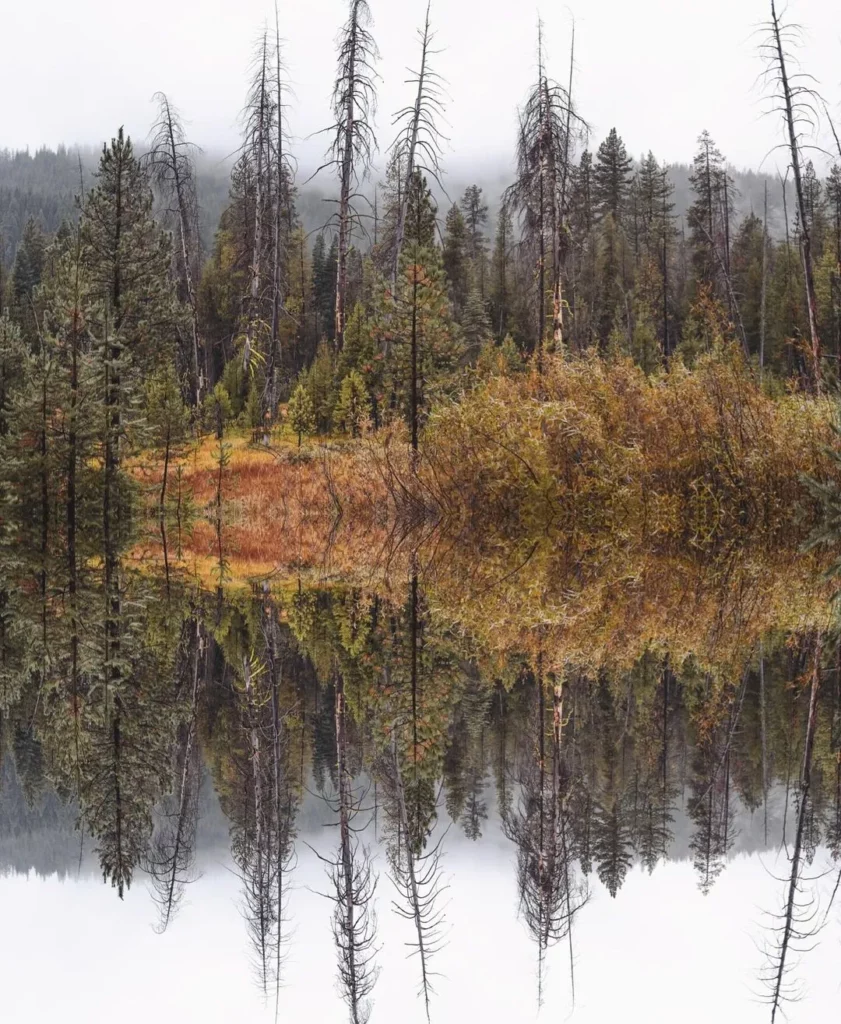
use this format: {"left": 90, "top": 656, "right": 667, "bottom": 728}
{"left": 2, "top": 567, "right": 841, "bottom": 1021}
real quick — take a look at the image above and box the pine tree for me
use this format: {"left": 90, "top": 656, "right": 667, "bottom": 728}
{"left": 382, "top": 243, "right": 463, "bottom": 444}
{"left": 815, "top": 245, "right": 841, "bottom": 366}
{"left": 593, "top": 129, "right": 634, "bottom": 224}
{"left": 145, "top": 365, "right": 190, "bottom": 514}
{"left": 443, "top": 204, "right": 469, "bottom": 314}
{"left": 243, "top": 380, "right": 263, "bottom": 440}
{"left": 337, "top": 301, "right": 381, "bottom": 422}
{"left": 197, "top": 192, "right": 249, "bottom": 389}
{"left": 731, "top": 213, "right": 766, "bottom": 359}
{"left": 312, "top": 235, "right": 338, "bottom": 342}
{"left": 634, "top": 154, "right": 676, "bottom": 354}
{"left": 687, "top": 131, "right": 734, "bottom": 302}
{"left": 476, "top": 333, "right": 523, "bottom": 377}
{"left": 287, "top": 381, "right": 315, "bottom": 447}
{"left": 81, "top": 128, "right": 179, "bottom": 552}
{"left": 489, "top": 205, "right": 513, "bottom": 340}
{"left": 404, "top": 171, "right": 438, "bottom": 251}
{"left": 571, "top": 150, "right": 595, "bottom": 237}
{"left": 12, "top": 217, "right": 47, "bottom": 308}
{"left": 82, "top": 130, "right": 177, "bottom": 371}
{"left": 37, "top": 212, "right": 98, "bottom": 593}
{"left": 286, "top": 224, "right": 312, "bottom": 365}
{"left": 801, "top": 160, "right": 827, "bottom": 259}
{"left": 338, "top": 302, "right": 375, "bottom": 378}
{"left": 304, "top": 341, "right": 337, "bottom": 432}
{"left": 311, "top": 234, "right": 327, "bottom": 336}
{"left": 630, "top": 268, "right": 662, "bottom": 373}
{"left": 595, "top": 212, "right": 630, "bottom": 351}
{"left": 345, "top": 245, "right": 365, "bottom": 314}
{"left": 461, "top": 288, "right": 491, "bottom": 353}
{"left": 0, "top": 312, "right": 26, "bottom": 437}
{"left": 569, "top": 150, "right": 597, "bottom": 350}
{"left": 11, "top": 217, "right": 48, "bottom": 346}
{"left": 826, "top": 165, "right": 841, "bottom": 264}
{"left": 334, "top": 370, "right": 371, "bottom": 437}
{"left": 460, "top": 185, "right": 489, "bottom": 298}
{"left": 203, "top": 381, "right": 233, "bottom": 439}
{"left": 370, "top": 150, "right": 404, "bottom": 279}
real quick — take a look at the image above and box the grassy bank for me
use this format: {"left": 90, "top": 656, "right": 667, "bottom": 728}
{"left": 139, "top": 349, "right": 839, "bottom": 543}
{"left": 132, "top": 349, "right": 841, "bottom": 668}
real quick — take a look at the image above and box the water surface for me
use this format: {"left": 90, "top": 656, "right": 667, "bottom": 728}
{"left": 1, "top": 579, "right": 839, "bottom": 1022}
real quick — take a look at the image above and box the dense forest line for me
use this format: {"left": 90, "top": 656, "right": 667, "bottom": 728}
{"left": 0, "top": 2, "right": 836, "bottom": 597}
{"left": 0, "top": 0, "right": 839, "bottom": 491}
{"left": 0, "top": 144, "right": 809, "bottom": 268}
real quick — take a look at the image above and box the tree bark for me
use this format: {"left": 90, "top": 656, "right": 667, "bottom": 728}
{"left": 770, "top": 0, "right": 822, "bottom": 391}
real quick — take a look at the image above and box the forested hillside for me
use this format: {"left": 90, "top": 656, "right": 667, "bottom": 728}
{"left": 0, "top": 145, "right": 817, "bottom": 300}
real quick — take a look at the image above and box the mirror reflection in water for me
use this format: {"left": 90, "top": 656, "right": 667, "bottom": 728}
{"left": 2, "top": 570, "right": 840, "bottom": 1022}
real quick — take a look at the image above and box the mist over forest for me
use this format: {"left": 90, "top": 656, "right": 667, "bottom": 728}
{"left": 0, "top": 142, "right": 807, "bottom": 265}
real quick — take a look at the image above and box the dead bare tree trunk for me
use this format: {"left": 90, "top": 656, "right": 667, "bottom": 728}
{"left": 144, "top": 621, "right": 201, "bottom": 933}
{"left": 267, "top": 3, "right": 290, "bottom": 419}
{"left": 553, "top": 20, "right": 576, "bottom": 351}
{"left": 388, "top": 731, "right": 447, "bottom": 1022}
{"left": 505, "top": 21, "right": 583, "bottom": 368}
{"left": 324, "top": 0, "right": 379, "bottom": 350}
{"left": 502, "top": 663, "right": 590, "bottom": 1008}
{"left": 243, "top": 33, "right": 273, "bottom": 377}
{"left": 390, "top": 2, "right": 446, "bottom": 293}
{"left": 242, "top": 651, "right": 272, "bottom": 993}
{"left": 761, "top": 634, "right": 823, "bottom": 1022}
{"left": 764, "top": 0, "right": 822, "bottom": 391}
{"left": 313, "top": 671, "right": 380, "bottom": 1024}
{"left": 662, "top": 171, "right": 671, "bottom": 358}
{"left": 760, "top": 181, "right": 769, "bottom": 379}
{"left": 147, "top": 92, "right": 204, "bottom": 404}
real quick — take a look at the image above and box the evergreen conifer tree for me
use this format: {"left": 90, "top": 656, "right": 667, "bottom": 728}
{"left": 461, "top": 288, "right": 491, "bottom": 353}
{"left": 81, "top": 128, "right": 179, "bottom": 547}
{"left": 334, "top": 370, "right": 371, "bottom": 437}
{"left": 489, "top": 206, "right": 513, "bottom": 340}
{"left": 12, "top": 217, "right": 47, "bottom": 310}
{"left": 287, "top": 380, "right": 315, "bottom": 447}
{"left": 593, "top": 129, "right": 634, "bottom": 224}
{"left": 145, "top": 365, "right": 190, "bottom": 514}
{"left": 443, "top": 204, "right": 469, "bottom": 314}
{"left": 312, "top": 235, "right": 338, "bottom": 342}
{"left": 404, "top": 171, "right": 438, "bottom": 251}
{"left": 687, "top": 131, "right": 734, "bottom": 301}
{"left": 460, "top": 185, "right": 489, "bottom": 298}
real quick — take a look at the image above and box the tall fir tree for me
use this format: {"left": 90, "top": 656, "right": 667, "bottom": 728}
{"left": 593, "top": 129, "right": 634, "bottom": 224}
{"left": 489, "top": 205, "right": 513, "bottom": 340}
{"left": 687, "top": 131, "right": 734, "bottom": 306}
{"left": 443, "top": 203, "right": 469, "bottom": 316}
{"left": 460, "top": 185, "right": 489, "bottom": 299}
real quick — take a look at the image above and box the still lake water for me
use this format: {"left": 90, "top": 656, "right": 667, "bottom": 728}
{"left": 1, "top": 580, "right": 840, "bottom": 1022}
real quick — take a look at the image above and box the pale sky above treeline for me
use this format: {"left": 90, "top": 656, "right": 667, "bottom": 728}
{"left": 3, "top": 0, "right": 840, "bottom": 172}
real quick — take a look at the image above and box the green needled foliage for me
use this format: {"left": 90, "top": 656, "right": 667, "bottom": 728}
{"left": 287, "top": 381, "right": 315, "bottom": 447}
{"left": 334, "top": 370, "right": 371, "bottom": 438}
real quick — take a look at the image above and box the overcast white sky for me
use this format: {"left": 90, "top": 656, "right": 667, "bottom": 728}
{"left": 4, "top": 844, "right": 841, "bottom": 1022}
{"left": 2, "top": 0, "right": 840, "bottom": 172}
